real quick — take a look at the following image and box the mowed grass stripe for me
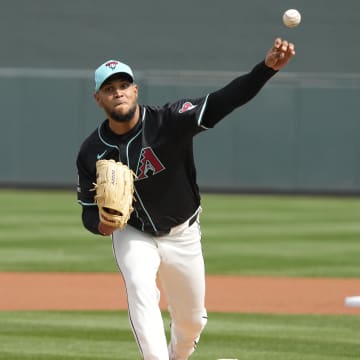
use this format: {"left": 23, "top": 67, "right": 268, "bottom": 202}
{"left": 1, "top": 190, "right": 360, "bottom": 276}
{"left": 200, "top": 194, "right": 360, "bottom": 277}
{"left": 0, "top": 311, "right": 359, "bottom": 360}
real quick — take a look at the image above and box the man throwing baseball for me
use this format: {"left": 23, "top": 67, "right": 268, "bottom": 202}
{"left": 76, "top": 38, "right": 295, "bottom": 360}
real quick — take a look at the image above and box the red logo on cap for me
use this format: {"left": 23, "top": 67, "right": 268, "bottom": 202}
{"left": 106, "top": 61, "right": 119, "bottom": 70}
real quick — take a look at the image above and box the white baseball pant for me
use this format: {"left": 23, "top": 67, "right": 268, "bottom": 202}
{"left": 112, "top": 212, "right": 207, "bottom": 360}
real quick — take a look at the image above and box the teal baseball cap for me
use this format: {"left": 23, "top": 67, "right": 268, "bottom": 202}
{"left": 94, "top": 60, "right": 134, "bottom": 91}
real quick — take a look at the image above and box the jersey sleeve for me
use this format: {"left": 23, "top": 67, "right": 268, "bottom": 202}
{"left": 76, "top": 148, "right": 103, "bottom": 235}
{"left": 201, "top": 61, "right": 277, "bottom": 128}
{"left": 76, "top": 150, "right": 97, "bottom": 206}
{"left": 162, "top": 95, "right": 210, "bottom": 135}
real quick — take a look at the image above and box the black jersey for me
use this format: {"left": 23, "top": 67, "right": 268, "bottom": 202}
{"left": 77, "top": 61, "right": 277, "bottom": 236}
{"left": 77, "top": 96, "right": 209, "bottom": 235}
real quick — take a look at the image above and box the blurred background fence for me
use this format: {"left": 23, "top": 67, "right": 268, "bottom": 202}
{"left": 1, "top": 0, "right": 359, "bottom": 194}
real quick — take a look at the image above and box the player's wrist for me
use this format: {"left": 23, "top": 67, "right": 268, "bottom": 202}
{"left": 98, "top": 222, "right": 115, "bottom": 236}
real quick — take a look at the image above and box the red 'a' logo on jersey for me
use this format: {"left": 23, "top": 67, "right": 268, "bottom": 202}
{"left": 136, "top": 147, "right": 165, "bottom": 180}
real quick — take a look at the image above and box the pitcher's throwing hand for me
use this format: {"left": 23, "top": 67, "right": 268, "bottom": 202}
{"left": 265, "top": 37, "right": 296, "bottom": 70}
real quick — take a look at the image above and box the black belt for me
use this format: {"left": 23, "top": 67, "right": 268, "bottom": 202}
{"left": 150, "top": 212, "right": 198, "bottom": 237}
{"left": 188, "top": 212, "right": 198, "bottom": 227}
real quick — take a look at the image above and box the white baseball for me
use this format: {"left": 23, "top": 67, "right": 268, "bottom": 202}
{"left": 282, "top": 9, "right": 301, "bottom": 28}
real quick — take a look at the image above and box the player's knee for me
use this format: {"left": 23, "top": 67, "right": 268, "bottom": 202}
{"left": 178, "top": 310, "right": 208, "bottom": 338}
{"left": 196, "top": 312, "right": 208, "bottom": 335}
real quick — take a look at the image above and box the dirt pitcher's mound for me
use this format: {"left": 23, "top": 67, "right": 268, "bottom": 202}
{"left": 1, "top": 272, "right": 360, "bottom": 314}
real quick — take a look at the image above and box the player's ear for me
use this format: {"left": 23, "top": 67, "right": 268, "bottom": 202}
{"left": 94, "top": 92, "right": 103, "bottom": 108}
{"left": 132, "top": 83, "right": 139, "bottom": 97}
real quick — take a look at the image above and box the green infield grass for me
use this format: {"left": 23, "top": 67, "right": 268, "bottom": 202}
{"left": 1, "top": 189, "right": 360, "bottom": 360}
{"left": 0, "top": 189, "right": 360, "bottom": 276}
{"left": 0, "top": 311, "right": 359, "bottom": 360}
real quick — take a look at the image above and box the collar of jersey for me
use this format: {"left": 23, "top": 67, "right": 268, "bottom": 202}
{"left": 100, "top": 106, "right": 144, "bottom": 146}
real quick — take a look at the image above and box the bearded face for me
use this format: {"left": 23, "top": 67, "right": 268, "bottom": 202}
{"left": 108, "top": 102, "right": 137, "bottom": 123}
{"left": 95, "top": 78, "right": 139, "bottom": 124}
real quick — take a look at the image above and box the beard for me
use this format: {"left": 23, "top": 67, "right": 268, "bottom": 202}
{"left": 109, "top": 104, "right": 137, "bottom": 123}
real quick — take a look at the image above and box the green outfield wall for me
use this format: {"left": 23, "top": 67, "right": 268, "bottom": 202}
{"left": 1, "top": 0, "right": 359, "bottom": 193}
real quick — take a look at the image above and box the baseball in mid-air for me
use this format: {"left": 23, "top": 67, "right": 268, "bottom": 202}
{"left": 282, "top": 9, "right": 301, "bottom": 28}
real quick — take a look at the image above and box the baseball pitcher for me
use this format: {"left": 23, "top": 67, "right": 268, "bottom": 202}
{"left": 76, "top": 38, "right": 295, "bottom": 360}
